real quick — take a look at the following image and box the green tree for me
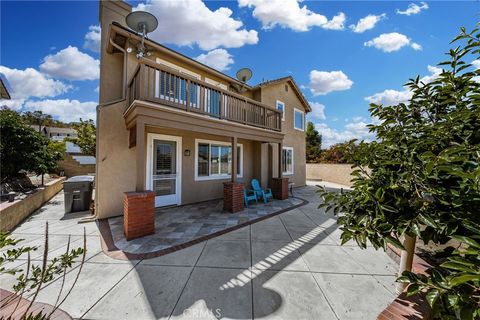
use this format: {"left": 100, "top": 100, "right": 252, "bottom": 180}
{"left": 320, "top": 25, "right": 480, "bottom": 318}
{"left": 318, "top": 141, "right": 363, "bottom": 164}
{"left": 305, "top": 121, "right": 322, "bottom": 162}
{"left": 22, "top": 110, "right": 53, "bottom": 133}
{"left": 67, "top": 119, "right": 96, "bottom": 156}
{"left": 0, "top": 107, "right": 63, "bottom": 184}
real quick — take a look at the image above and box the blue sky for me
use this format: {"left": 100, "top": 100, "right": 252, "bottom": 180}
{"left": 1, "top": 1, "right": 479, "bottom": 146}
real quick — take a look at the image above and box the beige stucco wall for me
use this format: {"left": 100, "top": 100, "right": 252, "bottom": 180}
{"left": 146, "top": 127, "right": 259, "bottom": 205}
{"left": 96, "top": 100, "right": 136, "bottom": 218}
{"left": 0, "top": 177, "right": 65, "bottom": 232}
{"left": 96, "top": 1, "right": 304, "bottom": 218}
{"left": 259, "top": 82, "right": 307, "bottom": 187}
{"left": 306, "top": 163, "right": 355, "bottom": 187}
{"left": 96, "top": 118, "right": 264, "bottom": 218}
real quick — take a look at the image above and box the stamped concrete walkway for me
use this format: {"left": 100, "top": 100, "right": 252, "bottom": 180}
{"left": 1, "top": 186, "right": 398, "bottom": 320}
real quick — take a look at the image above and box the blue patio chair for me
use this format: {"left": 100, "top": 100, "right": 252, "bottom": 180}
{"left": 244, "top": 188, "right": 258, "bottom": 207}
{"left": 251, "top": 179, "right": 273, "bottom": 204}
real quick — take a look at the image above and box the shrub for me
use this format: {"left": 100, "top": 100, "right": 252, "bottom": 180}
{"left": 319, "top": 24, "right": 480, "bottom": 319}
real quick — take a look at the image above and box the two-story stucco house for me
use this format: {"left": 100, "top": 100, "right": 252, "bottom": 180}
{"left": 96, "top": 0, "right": 310, "bottom": 219}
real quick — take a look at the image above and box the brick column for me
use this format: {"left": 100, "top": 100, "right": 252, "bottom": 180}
{"left": 271, "top": 177, "right": 289, "bottom": 200}
{"left": 124, "top": 191, "right": 155, "bottom": 240}
{"left": 223, "top": 182, "right": 244, "bottom": 213}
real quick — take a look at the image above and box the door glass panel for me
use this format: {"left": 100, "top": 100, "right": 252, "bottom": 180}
{"left": 153, "top": 140, "right": 176, "bottom": 196}
{"left": 154, "top": 179, "right": 176, "bottom": 196}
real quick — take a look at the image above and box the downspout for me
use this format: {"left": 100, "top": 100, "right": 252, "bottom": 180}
{"left": 82, "top": 38, "right": 128, "bottom": 223}
{"left": 108, "top": 37, "right": 128, "bottom": 102}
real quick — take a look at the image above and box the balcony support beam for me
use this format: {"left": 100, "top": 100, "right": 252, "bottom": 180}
{"left": 231, "top": 136, "right": 238, "bottom": 183}
{"left": 135, "top": 120, "right": 146, "bottom": 192}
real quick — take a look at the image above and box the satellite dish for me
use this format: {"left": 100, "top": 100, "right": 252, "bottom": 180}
{"left": 126, "top": 11, "right": 158, "bottom": 34}
{"left": 236, "top": 68, "right": 253, "bottom": 83}
{"left": 126, "top": 11, "right": 158, "bottom": 59}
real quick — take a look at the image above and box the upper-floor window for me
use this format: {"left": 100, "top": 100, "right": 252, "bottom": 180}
{"left": 294, "top": 108, "right": 304, "bottom": 131}
{"left": 276, "top": 100, "right": 285, "bottom": 121}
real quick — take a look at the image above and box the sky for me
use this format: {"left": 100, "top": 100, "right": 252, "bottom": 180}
{"left": 1, "top": 0, "right": 479, "bottom": 147}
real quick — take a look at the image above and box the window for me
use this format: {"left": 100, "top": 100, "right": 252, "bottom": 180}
{"left": 195, "top": 140, "right": 243, "bottom": 180}
{"left": 282, "top": 147, "right": 294, "bottom": 175}
{"left": 294, "top": 108, "right": 304, "bottom": 131}
{"left": 276, "top": 100, "right": 285, "bottom": 121}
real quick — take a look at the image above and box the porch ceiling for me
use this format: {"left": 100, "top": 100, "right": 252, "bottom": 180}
{"left": 124, "top": 100, "right": 284, "bottom": 143}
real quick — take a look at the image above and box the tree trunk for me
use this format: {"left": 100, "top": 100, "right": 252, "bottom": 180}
{"left": 396, "top": 234, "right": 416, "bottom": 293}
{"left": 41, "top": 174, "right": 44, "bottom": 186}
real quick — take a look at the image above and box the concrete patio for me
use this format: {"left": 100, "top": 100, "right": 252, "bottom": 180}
{"left": 1, "top": 185, "right": 398, "bottom": 320}
{"left": 107, "top": 196, "right": 304, "bottom": 255}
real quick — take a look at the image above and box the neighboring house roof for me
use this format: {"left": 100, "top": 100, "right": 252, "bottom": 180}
{"left": 32, "top": 126, "right": 77, "bottom": 135}
{"left": 0, "top": 73, "right": 12, "bottom": 100}
{"left": 72, "top": 155, "right": 96, "bottom": 165}
{"left": 66, "top": 141, "right": 82, "bottom": 153}
{"left": 253, "top": 76, "right": 311, "bottom": 112}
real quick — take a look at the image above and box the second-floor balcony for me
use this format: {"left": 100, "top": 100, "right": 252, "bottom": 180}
{"left": 127, "top": 59, "right": 282, "bottom": 132}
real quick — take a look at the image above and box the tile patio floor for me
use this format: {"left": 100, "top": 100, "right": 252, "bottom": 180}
{"left": 1, "top": 185, "right": 398, "bottom": 320}
{"left": 108, "top": 197, "right": 304, "bottom": 254}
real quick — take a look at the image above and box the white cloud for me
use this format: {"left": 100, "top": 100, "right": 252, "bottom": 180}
{"left": 314, "top": 119, "right": 376, "bottom": 147}
{"left": 135, "top": 0, "right": 258, "bottom": 51}
{"left": 365, "top": 89, "right": 413, "bottom": 106}
{"left": 40, "top": 46, "right": 99, "bottom": 80}
{"left": 410, "top": 42, "right": 422, "bottom": 51}
{"left": 396, "top": 2, "right": 429, "bottom": 16}
{"left": 23, "top": 99, "right": 97, "bottom": 123}
{"left": 364, "top": 32, "right": 421, "bottom": 53}
{"left": 307, "top": 101, "right": 326, "bottom": 120}
{"left": 365, "top": 65, "right": 442, "bottom": 106}
{"left": 471, "top": 59, "right": 480, "bottom": 69}
{"left": 84, "top": 25, "right": 101, "bottom": 52}
{"left": 238, "top": 0, "right": 345, "bottom": 31}
{"left": 308, "top": 70, "right": 353, "bottom": 96}
{"left": 94, "top": 86, "right": 99, "bottom": 94}
{"left": 420, "top": 65, "right": 442, "bottom": 83}
{"left": 0, "top": 66, "right": 70, "bottom": 99}
{"left": 322, "top": 12, "right": 346, "bottom": 31}
{"left": 349, "top": 13, "right": 386, "bottom": 33}
{"left": 195, "top": 49, "right": 234, "bottom": 71}
{"left": 0, "top": 98, "right": 25, "bottom": 111}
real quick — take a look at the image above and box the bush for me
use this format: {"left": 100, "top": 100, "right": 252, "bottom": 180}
{"left": 0, "top": 108, "right": 64, "bottom": 182}
{"left": 319, "top": 24, "right": 480, "bottom": 319}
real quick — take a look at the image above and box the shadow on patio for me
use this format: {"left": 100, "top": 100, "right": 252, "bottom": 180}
{"left": 86, "top": 186, "right": 396, "bottom": 319}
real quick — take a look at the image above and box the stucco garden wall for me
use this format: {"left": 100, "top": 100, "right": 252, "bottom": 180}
{"left": 306, "top": 163, "right": 355, "bottom": 187}
{"left": 0, "top": 177, "right": 65, "bottom": 232}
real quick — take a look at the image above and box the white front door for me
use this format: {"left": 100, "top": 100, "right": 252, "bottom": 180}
{"left": 147, "top": 134, "right": 182, "bottom": 207}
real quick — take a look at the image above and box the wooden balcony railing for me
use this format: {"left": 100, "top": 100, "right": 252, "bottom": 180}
{"left": 127, "top": 59, "right": 282, "bottom": 132}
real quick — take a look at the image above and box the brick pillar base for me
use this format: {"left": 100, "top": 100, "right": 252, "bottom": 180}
{"left": 271, "top": 178, "right": 289, "bottom": 200}
{"left": 223, "top": 182, "right": 244, "bottom": 213}
{"left": 124, "top": 191, "right": 155, "bottom": 241}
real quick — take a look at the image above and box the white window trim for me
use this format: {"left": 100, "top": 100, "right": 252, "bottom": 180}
{"left": 282, "top": 147, "right": 294, "bottom": 175}
{"left": 146, "top": 133, "right": 183, "bottom": 206}
{"left": 276, "top": 100, "right": 285, "bottom": 121}
{"left": 194, "top": 139, "right": 243, "bottom": 181}
{"left": 294, "top": 108, "right": 305, "bottom": 131}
